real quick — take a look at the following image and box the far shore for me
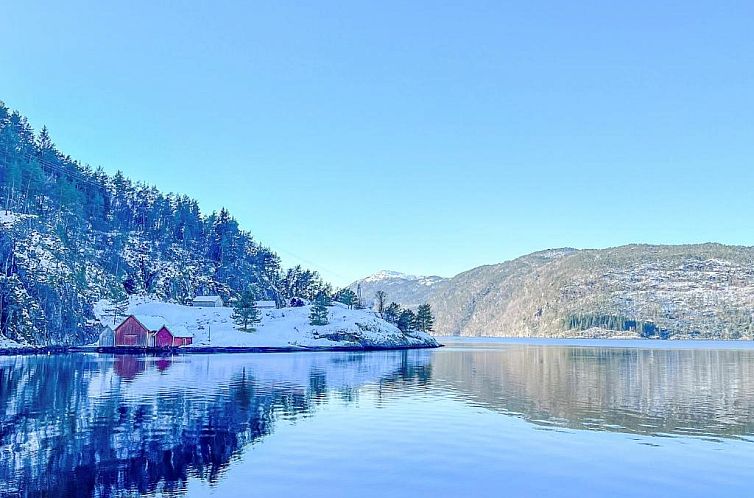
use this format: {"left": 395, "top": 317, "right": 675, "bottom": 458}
{"left": 437, "top": 336, "right": 754, "bottom": 350}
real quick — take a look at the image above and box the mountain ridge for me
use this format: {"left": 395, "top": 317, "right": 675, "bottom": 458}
{"left": 352, "top": 243, "right": 754, "bottom": 339}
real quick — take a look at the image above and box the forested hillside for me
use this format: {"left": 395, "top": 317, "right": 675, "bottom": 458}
{"left": 425, "top": 245, "right": 754, "bottom": 339}
{"left": 355, "top": 246, "right": 754, "bottom": 339}
{"left": 0, "top": 101, "right": 330, "bottom": 346}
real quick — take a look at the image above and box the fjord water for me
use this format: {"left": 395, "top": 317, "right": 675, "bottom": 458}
{"left": 2, "top": 341, "right": 754, "bottom": 497}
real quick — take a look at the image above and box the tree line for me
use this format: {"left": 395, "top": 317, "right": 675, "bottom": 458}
{"left": 230, "top": 285, "right": 434, "bottom": 333}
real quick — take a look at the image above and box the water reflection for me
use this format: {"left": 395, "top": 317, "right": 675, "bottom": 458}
{"left": 432, "top": 345, "right": 754, "bottom": 439}
{"left": 1, "top": 344, "right": 753, "bottom": 497}
{"left": 0, "top": 351, "right": 432, "bottom": 497}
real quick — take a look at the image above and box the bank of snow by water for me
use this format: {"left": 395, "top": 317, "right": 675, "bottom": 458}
{"left": 94, "top": 297, "right": 438, "bottom": 350}
{"left": 0, "top": 335, "right": 27, "bottom": 349}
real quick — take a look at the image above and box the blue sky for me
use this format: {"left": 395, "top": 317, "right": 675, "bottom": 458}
{"left": 1, "top": 1, "right": 753, "bottom": 286}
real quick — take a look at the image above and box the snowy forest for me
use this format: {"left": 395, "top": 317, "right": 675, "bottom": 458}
{"left": 0, "top": 101, "right": 331, "bottom": 346}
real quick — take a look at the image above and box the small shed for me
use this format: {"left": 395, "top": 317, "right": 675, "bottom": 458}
{"left": 172, "top": 325, "right": 193, "bottom": 347}
{"left": 257, "top": 300, "right": 277, "bottom": 309}
{"left": 192, "top": 295, "right": 224, "bottom": 307}
{"left": 154, "top": 325, "right": 193, "bottom": 348}
{"left": 98, "top": 326, "right": 115, "bottom": 347}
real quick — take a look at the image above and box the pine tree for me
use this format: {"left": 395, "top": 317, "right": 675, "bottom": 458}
{"left": 415, "top": 303, "right": 434, "bottom": 332}
{"left": 384, "top": 302, "right": 401, "bottom": 324}
{"left": 309, "top": 292, "right": 329, "bottom": 326}
{"left": 335, "top": 288, "right": 357, "bottom": 309}
{"left": 232, "top": 285, "right": 261, "bottom": 332}
{"left": 397, "top": 309, "right": 416, "bottom": 332}
{"left": 105, "top": 293, "right": 129, "bottom": 326}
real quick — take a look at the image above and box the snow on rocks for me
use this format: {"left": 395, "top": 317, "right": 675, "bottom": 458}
{"left": 0, "top": 335, "right": 28, "bottom": 349}
{"left": 94, "top": 297, "right": 439, "bottom": 350}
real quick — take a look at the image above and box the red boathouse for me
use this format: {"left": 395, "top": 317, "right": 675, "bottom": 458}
{"left": 154, "top": 326, "right": 194, "bottom": 348}
{"left": 113, "top": 315, "right": 193, "bottom": 348}
{"left": 114, "top": 316, "right": 154, "bottom": 347}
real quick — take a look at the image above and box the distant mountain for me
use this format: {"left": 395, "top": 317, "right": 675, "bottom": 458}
{"left": 355, "top": 245, "right": 754, "bottom": 340}
{"left": 348, "top": 270, "right": 447, "bottom": 309}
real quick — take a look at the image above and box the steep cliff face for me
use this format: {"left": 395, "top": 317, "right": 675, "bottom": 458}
{"left": 355, "top": 245, "right": 754, "bottom": 339}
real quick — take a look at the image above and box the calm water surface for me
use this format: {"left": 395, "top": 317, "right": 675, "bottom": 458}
{"left": 2, "top": 339, "right": 754, "bottom": 497}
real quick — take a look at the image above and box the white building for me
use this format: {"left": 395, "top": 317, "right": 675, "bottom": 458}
{"left": 98, "top": 326, "right": 115, "bottom": 347}
{"left": 256, "top": 300, "right": 277, "bottom": 309}
{"left": 192, "top": 295, "right": 224, "bottom": 307}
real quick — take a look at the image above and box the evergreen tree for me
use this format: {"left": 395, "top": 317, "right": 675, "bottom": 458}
{"left": 384, "top": 302, "right": 401, "bottom": 324}
{"left": 335, "top": 288, "right": 357, "bottom": 309}
{"left": 415, "top": 303, "right": 434, "bottom": 332}
{"left": 309, "top": 292, "right": 329, "bottom": 326}
{"left": 105, "top": 293, "right": 129, "bottom": 326}
{"left": 232, "top": 285, "right": 261, "bottom": 332}
{"left": 397, "top": 309, "right": 416, "bottom": 332}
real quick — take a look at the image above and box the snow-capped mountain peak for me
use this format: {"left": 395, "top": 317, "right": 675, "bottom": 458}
{"left": 362, "top": 270, "right": 421, "bottom": 283}
{"left": 349, "top": 271, "right": 448, "bottom": 309}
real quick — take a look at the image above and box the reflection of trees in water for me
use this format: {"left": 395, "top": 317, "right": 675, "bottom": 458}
{"left": 0, "top": 351, "right": 431, "bottom": 497}
{"left": 432, "top": 346, "right": 754, "bottom": 439}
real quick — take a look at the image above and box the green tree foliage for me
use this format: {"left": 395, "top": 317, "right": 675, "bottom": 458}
{"left": 415, "top": 303, "right": 434, "bottom": 332}
{"left": 397, "top": 309, "right": 416, "bottom": 332}
{"left": 280, "top": 265, "right": 331, "bottom": 301}
{"left": 232, "top": 285, "right": 262, "bottom": 332}
{"left": 384, "top": 302, "right": 401, "bottom": 324}
{"left": 309, "top": 293, "right": 330, "bottom": 326}
{"left": 335, "top": 288, "right": 357, "bottom": 309}
{"left": 566, "top": 313, "right": 669, "bottom": 338}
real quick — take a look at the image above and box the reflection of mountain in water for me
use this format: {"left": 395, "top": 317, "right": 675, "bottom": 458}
{"left": 0, "top": 351, "right": 432, "bottom": 497}
{"left": 432, "top": 346, "right": 754, "bottom": 439}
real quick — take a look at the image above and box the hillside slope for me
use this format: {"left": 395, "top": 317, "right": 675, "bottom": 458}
{"left": 356, "top": 245, "right": 754, "bottom": 339}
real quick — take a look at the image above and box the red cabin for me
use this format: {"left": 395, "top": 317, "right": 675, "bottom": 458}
{"left": 154, "top": 325, "right": 194, "bottom": 348}
{"left": 114, "top": 316, "right": 153, "bottom": 347}
{"left": 154, "top": 326, "right": 174, "bottom": 348}
{"left": 173, "top": 335, "right": 193, "bottom": 347}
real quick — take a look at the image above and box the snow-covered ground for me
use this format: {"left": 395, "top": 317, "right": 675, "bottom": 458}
{"left": 93, "top": 296, "right": 438, "bottom": 349}
{"left": 0, "top": 335, "right": 27, "bottom": 349}
{"left": 0, "top": 211, "right": 28, "bottom": 228}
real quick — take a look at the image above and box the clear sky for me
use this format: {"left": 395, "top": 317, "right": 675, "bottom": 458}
{"left": 2, "top": 1, "right": 753, "bottom": 286}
